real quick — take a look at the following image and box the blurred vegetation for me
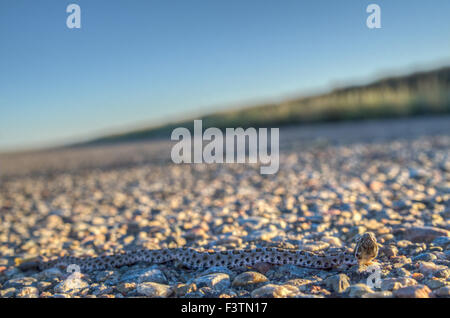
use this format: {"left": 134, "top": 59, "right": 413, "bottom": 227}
{"left": 84, "top": 66, "right": 450, "bottom": 145}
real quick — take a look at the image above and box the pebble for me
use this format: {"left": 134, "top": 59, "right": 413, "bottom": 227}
{"left": 361, "top": 291, "right": 393, "bottom": 298}
{"left": 4, "top": 276, "right": 37, "bottom": 288}
{"left": 381, "top": 278, "right": 417, "bottom": 291}
{"left": 277, "top": 265, "right": 317, "bottom": 278}
{"left": 199, "top": 266, "right": 235, "bottom": 279}
{"left": 91, "top": 284, "right": 114, "bottom": 296}
{"left": 54, "top": 278, "right": 89, "bottom": 294}
{"left": 445, "top": 250, "right": 450, "bottom": 259}
{"left": 321, "top": 236, "right": 342, "bottom": 247}
{"left": 36, "top": 268, "right": 64, "bottom": 280}
{"left": 432, "top": 236, "right": 450, "bottom": 248}
{"left": 116, "top": 282, "right": 136, "bottom": 294}
{"left": 0, "top": 288, "right": 16, "bottom": 297}
{"left": 413, "top": 253, "right": 437, "bottom": 262}
{"left": 120, "top": 266, "right": 167, "bottom": 284}
{"left": 381, "top": 245, "right": 398, "bottom": 258}
{"left": 37, "top": 281, "right": 53, "bottom": 291}
{"left": 324, "top": 274, "right": 350, "bottom": 293}
{"left": 95, "top": 270, "right": 119, "bottom": 283}
{"left": 251, "top": 284, "right": 299, "bottom": 298}
{"left": 424, "top": 278, "right": 447, "bottom": 290}
{"left": 51, "top": 293, "right": 71, "bottom": 298}
{"left": 391, "top": 268, "right": 411, "bottom": 277}
{"left": 244, "top": 230, "right": 279, "bottom": 242}
{"left": 232, "top": 272, "right": 269, "bottom": 287}
{"left": 434, "top": 268, "right": 449, "bottom": 279}
{"left": 347, "top": 284, "right": 374, "bottom": 297}
{"left": 192, "top": 273, "right": 231, "bottom": 291}
{"left": 417, "top": 261, "right": 446, "bottom": 276}
{"left": 393, "top": 285, "right": 432, "bottom": 298}
{"left": 402, "top": 226, "right": 450, "bottom": 243}
{"left": 433, "top": 286, "right": 450, "bottom": 297}
{"left": 16, "top": 286, "right": 39, "bottom": 298}
{"left": 174, "top": 283, "right": 197, "bottom": 297}
{"left": 136, "top": 282, "right": 173, "bottom": 297}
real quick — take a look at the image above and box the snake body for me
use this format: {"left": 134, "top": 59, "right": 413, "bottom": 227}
{"left": 20, "top": 232, "right": 378, "bottom": 273}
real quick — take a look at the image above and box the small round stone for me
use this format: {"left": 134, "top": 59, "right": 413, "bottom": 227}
{"left": 232, "top": 272, "right": 268, "bottom": 287}
{"left": 347, "top": 284, "right": 374, "bottom": 297}
{"left": 251, "top": 284, "right": 299, "bottom": 298}
{"left": 136, "top": 282, "right": 173, "bottom": 297}
{"left": 393, "top": 285, "right": 432, "bottom": 298}
{"left": 324, "top": 274, "right": 350, "bottom": 293}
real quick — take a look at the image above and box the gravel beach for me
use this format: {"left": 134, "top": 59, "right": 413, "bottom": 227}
{"left": 0, "top": 116, "right": 449, "bottom": 298}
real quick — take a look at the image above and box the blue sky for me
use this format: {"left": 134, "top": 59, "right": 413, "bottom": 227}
{"left": 1, "top": 0, "right": 449, "bottom": 151}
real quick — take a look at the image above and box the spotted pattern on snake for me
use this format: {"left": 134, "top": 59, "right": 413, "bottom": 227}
{"left": 19, "top": 232, "right": 378, "bottom": 273}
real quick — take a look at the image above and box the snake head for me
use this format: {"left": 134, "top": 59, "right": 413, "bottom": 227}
{"left": 354, "top": 232, "right": 378, "bottom": 266}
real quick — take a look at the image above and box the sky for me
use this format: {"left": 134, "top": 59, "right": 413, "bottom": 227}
{"left": 1, "top": 0, "right": 450, "bottom": 151}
